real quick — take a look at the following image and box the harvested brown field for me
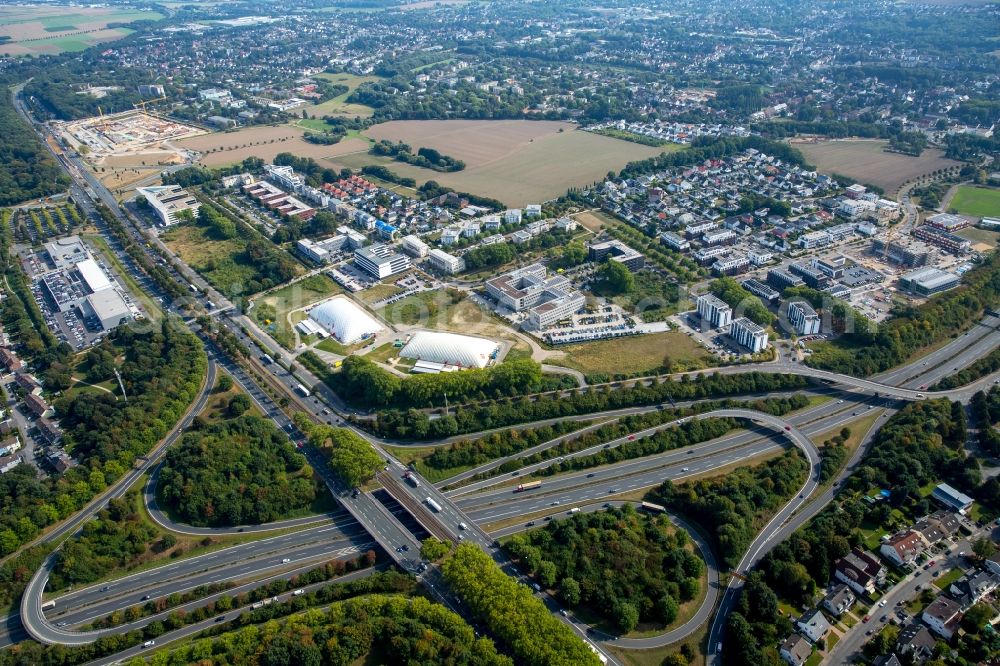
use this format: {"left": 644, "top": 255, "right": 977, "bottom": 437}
{"left": 0, "top": 6, "right": 161, "bottom": 56}
{"left": 794, "top": 139, "right": 960, "bottom": 196}
{"left": 339, "top": 120, "right": 663, "bottom": 205}
{"left": 177, "top": 126, "right": 369, "bottom": 167}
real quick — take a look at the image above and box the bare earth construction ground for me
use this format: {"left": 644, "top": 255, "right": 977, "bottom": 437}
{"left": 793, "top": 139, "right": 960, "bottom": 195}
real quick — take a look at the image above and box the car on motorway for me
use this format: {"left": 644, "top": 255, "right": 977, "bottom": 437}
{"left": 141, "top": 595, "right": 151, "bottom": 601}
{"left": 551, "top": 500, "right": 560, "bottom": 506}
{"left": 100, "top": 586, "right": 110, "bottom": 592}
{"left": 143, "top": 640, "right": 156, "bottom": 648}
{"left": 560, "top": 609, "right": 568, "bottom": 616}
{"left": 282, "top": 558, "right": 291, "bottom": 564}
{"left": 293, "top": 589, "right": 305, "bottom": 596}
{"left": 608, "top": 488, "right": 621, "bottom": 494}
{"left": 627, "top": 435, "right": 636, "bottom": 441}
{"left": 525, "top": 521, "right": 535, "bottom": 527}
{"left": 587, "top": 472, "right": 596, "bottom": 478}
{"left": 784, "top": 425, "right": 791, "bottom": 431}
{"left": 215, "top": 615, "right": 227, "bottom": 622}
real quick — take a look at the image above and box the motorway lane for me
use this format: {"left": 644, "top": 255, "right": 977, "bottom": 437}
{"left": 875, "top": 315, "right": 1000, "bottom": 386}
{"left": 80, "top": 566, "right": 383, "bottom": 666}
{"left": 447, "top": 392, "right": 854, "bottom": 499}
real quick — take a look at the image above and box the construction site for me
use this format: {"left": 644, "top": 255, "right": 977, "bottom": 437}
{"left": 57, "top": 109, "right": 204, "bottom": 159}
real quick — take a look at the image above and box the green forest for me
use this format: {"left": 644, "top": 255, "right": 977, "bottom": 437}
{"left": 651, "top": 449, "right": 810, "bottom": 568}
{"left": 0, "top": 83, "right": 69, "bottom": 206}
{"left": 157, "top": 415, "right": 318, "bottom": 527}
{"left": 505, "top": 506, "right": 704, "bottom": 632}
{"left": 442, "top": 543, "right": 603, "bottom": 666}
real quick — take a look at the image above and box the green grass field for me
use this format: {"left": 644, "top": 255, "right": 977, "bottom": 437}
{"left": 306, "top": 73, "right": 383, "bottom": 117}
{"left": 950, "top": 186, "right": 1000, "bottom": 218}
{"left": 251, "top": 274, "right": 343, "bottom": 349}
{"left": 547, "top": 330, "right": 711, "bottom": 378}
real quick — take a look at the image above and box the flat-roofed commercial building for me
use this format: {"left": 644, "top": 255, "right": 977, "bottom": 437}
{"left": 741, "top": 278, "right": 780, "bottom": 304}
{"left": 900, "top": 267, "right": 960, "bottom": 296}
{"left": 696, "top": 294, "right": 732, "bottom": 329}
{"left": 354, "top": 243, "right": 411, "bottom": 279}
{"left": 588, "top": 240, "right": 645, "bottom": 271}
{"left": 401, "top": 235, "right": 429, "bottom": 258}
{"left": 428, "top": 249, "right": 465, "bottom": 275}
{"left": 527, "top": 291, "right": 586, "bottom": 330}
{"left": 136, "top": 185, "right": 202, "bottom": 226}
{"left": 81, "top": 289, "right": 132, "bottom": 331}
{"left": 787, "top": 300, "right": 820, "bottom": 335}
{"left": 729, "top": 317, "right": 768, "bottom": 352}
{"left": 297, "top": 236, "right": 347, "bottom": 264}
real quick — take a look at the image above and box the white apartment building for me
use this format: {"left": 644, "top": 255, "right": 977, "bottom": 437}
{"left": 729, "top": 317, "right": 769, "bottom": 353}
{"left": 695, "top": 294, "right": 732, "bottom": 329}
{"left": 787, "top": 300, "right": 821, "bottom": 335}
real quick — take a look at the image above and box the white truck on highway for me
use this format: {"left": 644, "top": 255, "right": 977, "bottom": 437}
{"left": 425, "top": 497, "right": 442, "bottom": 512}
{"left": 295, "top": 383, "right": 311, "bottom": 397}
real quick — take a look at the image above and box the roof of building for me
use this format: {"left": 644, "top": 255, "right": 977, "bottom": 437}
{"left": 902, "top": 267, "right": 960, "bottom": 291}
{"left": 932, "top": 483, "right": 974, "bottom": 509}
{"left": 308, "top": 298, "right": 382, "bottom": 344}
{"left": 923, "top": 595, "right": 961, "bottom": 622}
{"left": 85, "top": 289, "right": 131, "bottom": 324}
{"left": 399, "top": 331, "right": 498, "bottom": 370}
{"left": 76, "top": 258, "right": 112, "bottom": 294}
{"left": 780, "top": 634, "right": 812, "bottom": 662}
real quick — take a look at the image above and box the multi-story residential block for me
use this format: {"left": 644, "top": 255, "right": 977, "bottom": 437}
{"left": 428, "top": 248, "right": 465, "bottom": 275}
{"left": 787, "top": 300, "right": 821, "bottom": 335}
{"left": 729, "top": 317, "right": 768, "bottom": 352}
{"left": 696, "top": 294, "right": 732, "bottom": 329}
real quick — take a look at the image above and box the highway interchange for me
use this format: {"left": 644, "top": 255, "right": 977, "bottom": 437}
{"left": 9, "top": 85, "right": 1000, "bottom": 665}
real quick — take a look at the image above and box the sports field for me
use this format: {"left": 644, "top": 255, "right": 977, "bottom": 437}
{"left": 329, "top": 120, "right": 664, "bottom": 205}
{"left": 0, "top": 6, "right": 162, "bottom": 56}
{"left": 794, "top": 139, "right": 960, "bottom": 195}
{"left": 949, "top": 186, "right": 1000, "bottom": 218}
{"left": 177, "top": 125, "right": 370, "bottom": 167}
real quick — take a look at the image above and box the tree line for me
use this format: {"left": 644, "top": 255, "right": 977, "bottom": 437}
{"left": 442, "top": 542, "right": 603, "bottom": 666}
{"left": 0, "top": 78, "right": 69, "bottom": 206}
{"left": 505, "top": 505, "right": 704, "bottom": 633}
{"left": 364, "top": 371, "right": 810, "bottom": 441}
{"left": 371, "top": 139, "right": 466, "bottom": 172}
{"left": 157, "top": 415, "right": 318, "bottom": 527}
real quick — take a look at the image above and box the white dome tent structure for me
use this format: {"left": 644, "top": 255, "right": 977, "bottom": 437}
{"left": 400, "top": 331, "right": 500, "bottom": 372}
{"left": 308, "top": 297, "right": 382, "bottom": 344}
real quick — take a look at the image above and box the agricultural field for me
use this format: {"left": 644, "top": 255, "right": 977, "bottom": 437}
{"left": 546, "top": 330, "right": 711, "bottom": 379}
{"left": 949, "top": 185, "right": 1000, "bottom": 218}
{"left": 177, "top": 125, "right": 370, "bottom": 167}
{"left": 251, "top": 274, "right": 343, "bottom": 349}
{"left": 327, "top": 120, "right": 664, "bottom": 205}
{"left": 0, "top": 6, "right": 162, "bottom": 56}
{"left": 305, "top": 73, "right": 384, "bottom": 118}
{"left": 794, "top": 139, "right": 960, "bottom": 195}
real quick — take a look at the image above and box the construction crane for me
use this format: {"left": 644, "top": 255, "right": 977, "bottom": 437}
{"left": 133, "top": 96, "right": 167, "bottom": 114}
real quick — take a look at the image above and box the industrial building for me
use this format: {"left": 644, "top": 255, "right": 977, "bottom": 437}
{"left": 308, "top": 298, "right": 382, "bottom": 344}
{"left": 427, "top": 249, "right": 465, "bottom": 275}
{"left": 136, "top": 185, "right": 201, "bottom": 226}
{"left": 696, "top": 294, "right": 732, "bottom": 329}
{"left": 399, "top": 331, "right": 499, "bottom": 371}
{"left": 354, "top": 243, "right": 411, "bottom": 279}
{"left": 588, "top": 240, "right": 645, "bottom": 271}
{"left": 46, "top": 236, "right": 90, "bottom": 270}
{"left": 40, "top": 237, "right": 133, "bottom": 332}
{"left": 729, "top": 317, "right": 768, "bottom": 352}
{"left": 787, "top": 300, "right": 821, "bottom": 335}
{"left": 899, "top": 267, "right": 960, "bottom": 296}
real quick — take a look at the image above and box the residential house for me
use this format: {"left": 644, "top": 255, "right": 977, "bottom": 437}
{"left": 880, "top": 530, "right": 925, "bottom": 567}
{"left": 821, "top": 584, "right": 856, "bottom": 617}
{"left": 795, "top": 609, "right": 830, "bottom": 644}
{"left": 24, "top": 393, "right": 52, "bottom": 418}
{"left": 0, "top": 348, "right": 21, "bottom": 373}
{"left": 914, "top": 511, "right": 962, "bottom": 546}
{"left": 15, "top": 373, "right": 41, "bottom": 395}
{"left": 895, "top": 623, "right": 936, "bottom": 662}
{"left": 37, "top": 418, "right": 62, "bottom": 445}
{"left": 835, "top": 548, "right": 887, "bottom": 596}
{"left": 922, "top": 596, "right": 963, "bottom": 639}
{"left": 779, "top": 634, "right": 813, "bottom": 666}
{"left": 872, "top": 656, "right": 903, "bottom": 666}
{"left": 949, "top": 570, "right": 1000, "bottom": 608}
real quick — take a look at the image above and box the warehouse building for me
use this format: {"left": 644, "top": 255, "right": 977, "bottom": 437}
{"left": 899, "top": 267, "right": 960, "bottom": 297}
{"left": 729, "top": 317, "right": 768, "bottom": 353}
{"left": 400, "top": 330, "right": 499, "bottom": 371}
{"left": 81, "top": 290, "right": 132, "bottom": 331}
{"left": 308, "top": 298, "right": 382, "bottom": 344}
{"left": 787, "top": 300, "right": 821, "bottom": 335}
{"left": 354, "top": 243, "right": 411, "bottom": 279}
{"left": 136, "top": 185, "right": 201, "bottom": 226}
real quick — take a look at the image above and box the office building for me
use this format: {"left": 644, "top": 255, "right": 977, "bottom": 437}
{"left": 729, "top": 317, "right": 768, "bottom": 352}
{"left": 787, "top": 301, "right": 820, "bottom": 335}
{"left": 297, "top": 236, "right": 347, "bottom": 264}
{"left": 486, "top": 264, "right": 584, "bottom": 329}
{"left": 767, "top": 267, "right": 804, "bottom": 290}
{"left": 871, "top": 239, "right": 931, "bottom": 267}
{"left": 428, "top": 249, "right": 465, "bottom": 275}
{"left": 913, "top": 226, "right": 972, "bottom": 255}
{"left": 789, "top": 262, "right": 829, "bottom": 289}
{"left": 401, "top": 235, "right": 429, "bottom": 258}
{"left": 354, "top": 243, "right": 411, "bottom": 279}
{"left": 136, "top": 185, "right": 201, "bottom": 226}
{"left": 696, "top": 294, "right": 732, "bottom": 329}
{"left": 588, "top": 240, "right": 645, "bottom": 271}
{"left": 741, "top": 279, "right": 780, "bottom": 304}
{"left": 712, "top": 255, "right": 750, "bottom": 276}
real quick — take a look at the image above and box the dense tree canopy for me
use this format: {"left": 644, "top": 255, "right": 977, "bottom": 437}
{"left": 443, "top": 543, "right": 603, "bottom": 666}
{"left": 506, "top": 506, "right": 703, "bottom": 631}
{"left": 158, "top": 415, "right": 316, "bottom": 527}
